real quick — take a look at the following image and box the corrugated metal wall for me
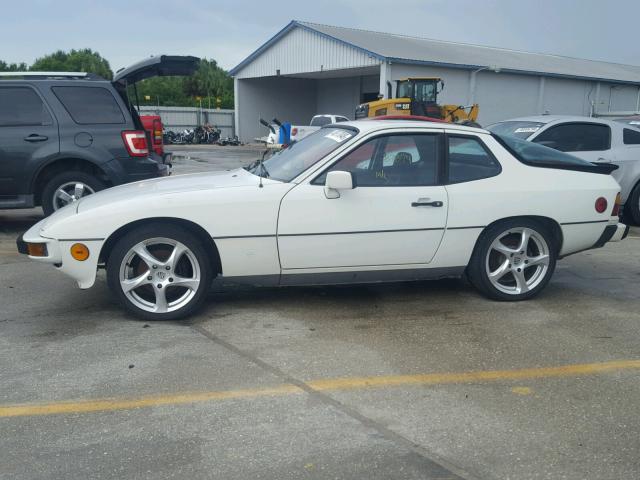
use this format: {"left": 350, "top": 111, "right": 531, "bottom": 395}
{"left": 138, "top": 106, "right": 235, "bottom": 137}
{"left": 235, "top": 27, "right": 380, "bottom": 79}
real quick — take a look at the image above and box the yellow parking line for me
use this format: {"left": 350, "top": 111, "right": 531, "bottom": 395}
{"left": 1, "top": 359, "right": 639, "bottom": 418}
{"left": 0, "top": 385, "right": 303, "bottom": 418}
{"left": 306, "top": 359, "right": 640, "bottom": 391}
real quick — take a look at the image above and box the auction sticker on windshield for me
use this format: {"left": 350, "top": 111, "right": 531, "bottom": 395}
{"left": 325, "top": 130, "right": 353, "bottom": 143}
{"left": 514, "top": 127, "right": 541, "bottom": 134}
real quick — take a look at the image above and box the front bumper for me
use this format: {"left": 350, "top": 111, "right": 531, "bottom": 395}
{"left": 16, "top": 233, "right": 28, "bottom": 255}
{"left": 17, "top": 221, "right": 102, "bottom": 289}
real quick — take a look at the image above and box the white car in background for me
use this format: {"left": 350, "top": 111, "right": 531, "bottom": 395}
{"left": 18, "top": 120, "right": 627, "bottom": 320}
{"left": 266, "top": 114, "right": 351, "bottom": 144}
{"left": 487, "top": 115, "right": 640, "bottom": 224}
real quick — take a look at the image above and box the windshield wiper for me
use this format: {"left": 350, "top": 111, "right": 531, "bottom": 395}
{"left": 245, "top": 159, "right": 270, "bottom": 178}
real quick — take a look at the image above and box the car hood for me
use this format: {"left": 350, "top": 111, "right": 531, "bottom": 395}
{"left": 76, "top": 168, "right": 269, "bottom": 213}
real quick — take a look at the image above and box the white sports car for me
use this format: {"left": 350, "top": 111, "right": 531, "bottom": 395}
{"left": 18, "top": 120, "right": 629, "bottom": 320}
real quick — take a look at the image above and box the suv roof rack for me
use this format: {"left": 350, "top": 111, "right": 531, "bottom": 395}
{"left": 0, "top": 72, "right": 105, "bottom": 80}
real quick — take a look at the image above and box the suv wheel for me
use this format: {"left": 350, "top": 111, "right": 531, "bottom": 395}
{"left": 41, "top": 171, "right": 105, "bottom": 216}
{"left": 467, "top": 219, "right": 557, "bottom": 301}
{"left": 627, "top": 182, "right": 640, "bottom": 226}
{"left": 106, "top": 224, "right": 213, "bottom": 320}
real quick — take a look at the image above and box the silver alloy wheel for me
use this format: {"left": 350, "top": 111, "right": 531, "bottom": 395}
{"left": 485, "top": 227, "right": 550, "bottom": 295}
{"left": 119, "top": 237, "right": 201, "bottom": 314}
{"left": 53, "top": 182, "right": 95, "bottom": 211}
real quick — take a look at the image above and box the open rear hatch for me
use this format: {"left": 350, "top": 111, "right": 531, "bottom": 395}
{"left": 112, "top": 55, "right": 200, "bottom": 160}
{"left": 113, "top": 55, "right": 199, "bottom": 85}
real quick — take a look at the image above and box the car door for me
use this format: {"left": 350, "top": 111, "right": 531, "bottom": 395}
{"left": 277, "top": 131, "right": 448, "bottom": 270}
{"left": 530, "top": 121, "right": 613, "bottom": 164}
{"left": 0, "top": 85, "right": 59, "bottom": 199}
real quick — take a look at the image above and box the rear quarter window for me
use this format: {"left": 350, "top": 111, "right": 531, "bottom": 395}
{"left": 623, "top": 128, "right": 640, "bottom": 145}
{"left": 52, "top": 86, "right": 125, "bottom": 124}
{"left": 447, "top": 135, "right": 501, "bottom": 183}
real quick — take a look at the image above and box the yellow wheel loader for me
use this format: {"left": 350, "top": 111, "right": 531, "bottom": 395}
{"left": 355, "top": 77, "right": 480, "bottom": 126}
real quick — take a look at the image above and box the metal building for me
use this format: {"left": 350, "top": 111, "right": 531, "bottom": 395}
{"left": 230, "top": 20, "right": 640, "bottom": 142}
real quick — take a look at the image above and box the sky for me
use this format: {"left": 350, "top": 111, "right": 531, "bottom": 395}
{"left": 1, "top": 0, "right": 637, "bottom": 72}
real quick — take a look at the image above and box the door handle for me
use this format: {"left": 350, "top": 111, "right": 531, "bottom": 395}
{"left": 411, "top": 199, "right": 444, "bottom": 207}
{"left": 24, "top": 134, "right": 48, "bottom": 142}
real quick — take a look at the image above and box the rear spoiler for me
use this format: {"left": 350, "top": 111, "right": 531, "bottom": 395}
{"left": 529, "top": 160, "right": 618, "bottom": 175}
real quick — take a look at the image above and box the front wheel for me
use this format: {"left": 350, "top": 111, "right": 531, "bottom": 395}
{"left": 467, "top": 219, "right": 557, "bottom": 301}
{"left": 106, "top": 225, "right": 214, "bottom": 320}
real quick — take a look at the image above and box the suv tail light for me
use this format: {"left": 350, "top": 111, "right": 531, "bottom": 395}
{"left": 121, "top": 131, "right": 149, "bottom": 157}
{"left": 291, "top": 127, "right": 298, "bottom": 136}
{"left": 152, "top": 119, "right": 163, "bottom": 145}
{"left": 612, "top": 192, "right": 622, "bottom": 217}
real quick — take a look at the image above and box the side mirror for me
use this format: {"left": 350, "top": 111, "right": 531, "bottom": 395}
{"left": 324, "top": 171, "right": 354, "bottom": 199}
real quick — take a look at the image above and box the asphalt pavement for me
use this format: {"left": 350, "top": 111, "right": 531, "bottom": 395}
{"left": 1, "top": 145, "right": 639, "bottom": 480}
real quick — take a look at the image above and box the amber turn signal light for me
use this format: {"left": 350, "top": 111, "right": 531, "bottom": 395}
{"left": 70, "top": 243, "right": 90, "bottom": 261}
{"left": 27, "top": 243, "right": 48, "bottom": 257}
{"left": 612, "top": 193, "right": 622, "bottom": 217}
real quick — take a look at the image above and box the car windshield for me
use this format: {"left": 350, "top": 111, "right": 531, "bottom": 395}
{"left": 248, "top": 127, "right": 355, "bottom": 182}
{"left": 495, "top": 133, "right": 594, "bottom": 166}
{"left": 310, "top": 116, "right": 332, "bottom": 127}
{"left": 486, "top": 121, "right": 546, "bottom": 139}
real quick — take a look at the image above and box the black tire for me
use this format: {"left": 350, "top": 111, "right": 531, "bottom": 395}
{"left": 41, "top": 171, "right": 106, "bottom": 216}
{"left": 626, "top": 182, "right": 640, "bottom": 226}
{"left": 467, "top": 218, "right": 557, "bottom": 301}
{"left": 106, "top": 224, "right": 214, "bottom": 321}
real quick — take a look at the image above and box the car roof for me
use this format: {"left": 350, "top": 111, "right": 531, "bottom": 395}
{"left": 495, "top": 115, "right": 623, "bottom": 127}
{"left": 337, "top": 119, "right": 488, "bottom": 134}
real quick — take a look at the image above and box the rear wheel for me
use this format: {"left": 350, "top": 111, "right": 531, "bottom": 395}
{"left": 41, "top": 171, "right": 105, "bottom": 216}
{"left": 467, "top": 219, "right": 557, "bottom": 301}
{"left": 106, "top": 225, "right": 213, "bottom": 320}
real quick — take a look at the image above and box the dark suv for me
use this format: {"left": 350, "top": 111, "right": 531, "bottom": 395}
{"left": 0, "top": 55, "right": 198, "bottom": 215}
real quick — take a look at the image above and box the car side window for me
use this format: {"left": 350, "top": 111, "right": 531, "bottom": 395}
{"left": 447, "top": 136, "right": 501, "bottom": 183}
{"left": 313, "top": 133, "right": 439, "bottom": 186}
{"left": 0, "top": 87, "right": 52, "bottom": 127}
{"left": 623, "top": 128, "right": 640, "bottom": 145}
{"left": 336, "top": 116, "right": 349, "bottom": 123}
{"left": 52, "top": 86, "right": 125, "bottom": 124}
{"left": 532, "top": 123, "right": 610, "bottom": 152}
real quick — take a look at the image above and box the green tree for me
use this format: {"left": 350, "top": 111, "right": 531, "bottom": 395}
{"left": 0, "top": 52, "right": 234, "bottom": 108}
{"left": 30, "top": 49, "right": 113, "bottom": 79}
{"left": 136, "top": 58, "right": 234, "bottom": 109}
{"left": 0, "top": 60, "right": 28, "bottom": 72}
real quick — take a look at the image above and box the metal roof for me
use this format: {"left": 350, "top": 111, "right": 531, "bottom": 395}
{"left": 231, "top": 20, "right": 640, "bottom": 85}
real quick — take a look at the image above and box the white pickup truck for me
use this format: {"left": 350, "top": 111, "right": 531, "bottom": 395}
{"left": 266, "top": 114, "right": 350, "bottom": 144}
